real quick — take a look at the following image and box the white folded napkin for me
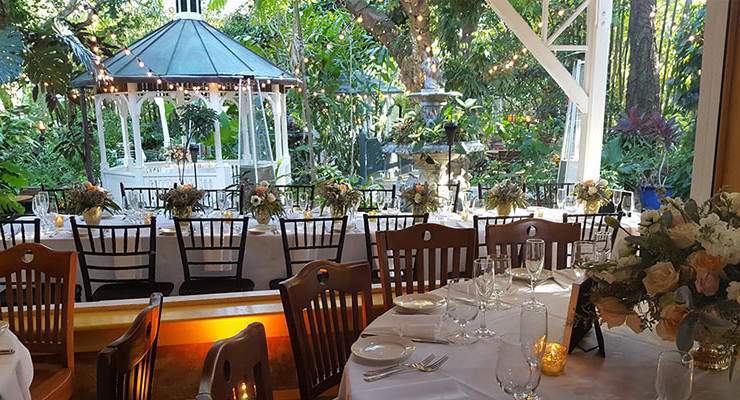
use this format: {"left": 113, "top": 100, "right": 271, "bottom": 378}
{"left": 353, "top": 377, "right": 469, "bottom": 400}
{"left": 363, "top": 320, "right": 443, "bottom": 341}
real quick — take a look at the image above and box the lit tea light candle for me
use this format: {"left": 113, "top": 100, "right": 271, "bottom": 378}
{"left": 54, "top": 214, "right": 64, "bottom": 229}
{"left": 541, "top": 342, "right": 568, "bottom": 376}
{"left": 223, "top": 210, "right": 234, "bottom": 219}
{"left": 303, "top": 209, "right": 313, "bottom": 219}
{"left": 535, "top": 207, "right": 545, "bottom": 218}
{"left": 143, "top": 212, "right": 153, "bottom": 225}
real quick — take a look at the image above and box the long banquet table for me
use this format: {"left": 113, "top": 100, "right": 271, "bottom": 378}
{"left": 28, "top": 208, "right": 639, "bottom": 299}
{"left": 338, "top": 280, "right": 739, "bottom": 400}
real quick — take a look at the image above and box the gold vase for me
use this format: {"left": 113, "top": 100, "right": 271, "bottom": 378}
{"left": 691, "top": 342, "right": 735, "bottom": 371}
{"left": 331, "top": 206, "right": 346, "bottom": 218}
{"left": 584, "top": 200, "right": 601, "bottom": 214}
{"left": 497, "top": 203, "right": 512, "bottom": 216}
{"left": 172, "top": 206, "right": 192, "bottom": 219}
{"left": 253, "top": 208, "right": 272, "bottom": 225}
{"left": 82, "top": 207, "right": 102, "bottom": 225}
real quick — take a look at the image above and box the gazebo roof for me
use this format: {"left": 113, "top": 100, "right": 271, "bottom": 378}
{"left": 70, "top": 17, "right": 299, "bottom": 88}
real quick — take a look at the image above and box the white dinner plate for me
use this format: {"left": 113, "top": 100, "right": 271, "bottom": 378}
{"left": 393, "top": 293, "right": 446, "bottom": 314}
{"left": 351, "top": 335, "right": 415, "bottom": 365}
{"left": 248, "top": 225, "right": 272, "bottom": 234}
{"left": 159, "top": 227, "right": 176, "bottom": 235}
{"left": 511, "top": 267, "right": 553, "bottom": 282}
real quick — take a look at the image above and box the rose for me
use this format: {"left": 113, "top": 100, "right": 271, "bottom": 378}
{"left": 266, "top": 193, "right": 277, "bottom": 203}
{"left": 626, "top": 313, "right": 644, "bottom": 334}
{"left": 727, "top": 281, "right": 740, "bottom": 303}
{"left": 695, "top": 269, "right": 720, "bottom": 296}
{"left": 655, "top": 303, "right": 688, "bottom": 341}
{"left": 595, "top": 297, "right": 629, "bottom": 328}
{"left": 588, "top": 186, "right": 598, "bottom": 195}
{"left": 639, "top": 210, "right": 661, "bottom": 234}
{"left": 255, "top": 185, "right": 268, "bottom": 195}
{"left": 688, "top": 250, "right": 726, "bottom": 277}
{"left": 642, "top": 261, "right": 679, "bottom": 296}
{"left": 414, "top": 193, "right": 422, "bottom": 204}
{"left": 250, "top": 195, "right": 262, "bottom": 207}
{"left": 338, "top": 184, "right": 348, "bottom": 194}
{"left": 667, "top": 222, "right": 699, "bottom": 249}
{"left": 181, "top": 184, "right": 194, "bottom": 190}
{"left": 415, "top": 183, "right": 423, "bottom": 193}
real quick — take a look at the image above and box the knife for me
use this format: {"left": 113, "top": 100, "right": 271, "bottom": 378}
{"left": 361, "top": 333, "right": 449, "bottom": 345}
{"left": 0, "top": 348, "right": 15, "bottom": 355}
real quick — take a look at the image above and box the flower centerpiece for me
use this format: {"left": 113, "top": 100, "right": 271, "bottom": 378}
{"left": 573, "top": 179, "right": 612, "bottom": 214}
{"left": 317, "top": 180, "right": 361, "bottom": 218}
{"left": 67, "top": 182, "right": 120, "bottom": 225}
{"left": 587, "top": 192, "right": 740, "bottom": 373}
{"left": 400, "top": 182, "right": 440, "bottom": 215}
{"left": 244, "top": 181, "right": 284, "bottom": 226}
{"left": 158, "top": 184, "right": 204, "bottom": 219}
{"left": 484, "top": 180, "right": 526, "bottom": 216}
{"left": 162, "top": 144, "right": 191, "bottom": 184}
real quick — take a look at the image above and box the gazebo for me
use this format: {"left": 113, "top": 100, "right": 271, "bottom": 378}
{"left": 71, "top": 0, "right": 299, "bottom": 203}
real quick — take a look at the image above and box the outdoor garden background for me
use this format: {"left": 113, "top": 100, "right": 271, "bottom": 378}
{"left": 0, "top": 0, "right": 704, "bottom": 212}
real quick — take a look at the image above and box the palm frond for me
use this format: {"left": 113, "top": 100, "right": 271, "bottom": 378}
{"left": 0, "top": 26, "right": 26, "bottom": 84}
{"left": 51, "top": 19, "right": 100, "bottom": 80}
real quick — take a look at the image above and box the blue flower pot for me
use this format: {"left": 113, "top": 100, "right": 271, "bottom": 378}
{"left": 640, "top": 185, "right": 673, "bottom": 210}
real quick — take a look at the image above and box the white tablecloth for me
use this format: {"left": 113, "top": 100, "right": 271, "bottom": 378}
{"left": 0, "top": 330, "right": 33, "bottom": 400}
{"left": 26, "top": 208, "right": 639, "bottom": 297}
{"left": 338, "top": 281, "right": 739, "bottom": 400}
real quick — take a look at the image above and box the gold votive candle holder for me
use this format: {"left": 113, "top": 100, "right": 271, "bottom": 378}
{"left": 54, "top": 214, "right": 65, "bottom": 229}
{"left": 541, "top": 342, "right": 568, "bottom": 376}
{"left": 143, "top": 212, "right": 153, "bottom": 225}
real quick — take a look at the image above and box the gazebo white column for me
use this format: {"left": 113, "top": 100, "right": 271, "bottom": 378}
{"left": 127, "top": 83, "right": 145, "bottom": 166}
{"left": 93, "top": 95, "right": 109, "bottom": 170}
{"left": 115, "top": 97, "right": 132, "bottom": 167}
{"left": 154, "top": 96, "right": 170, "bottom": 148}
{"left": 278, "top": 90, "right": 291, "bottom": 183}
{"left": 208, "top": 83, "right": 223, "bottom": 162}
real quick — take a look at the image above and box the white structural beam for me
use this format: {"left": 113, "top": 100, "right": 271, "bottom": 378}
{"left": 115, "top": 97, "right": 132, "bottom": 167}
{"left": 551, "top": 45, "right": 588, "bottom": 52}
{"left": 154, "top": 97, "right": 170, "bottom": 148}
{"left": 487, "top": 0, "right": 589, "bottom": 112}
{"left": 547, "top": 0, "right": 590, "bottom": 45}
{"left": 208, "top": 83, "right": 223, "bottom": 162}
{"left": 127, "top": 83, "right": 145, "bottom": 166}
{"left": 577, "top": 0, "right": 612, "bottom": 181}
{"left": 541, "top": 0, "right": 549, "bottom": 40}
{"left": 94, "top": 96, "right": 109, "bottom": 170}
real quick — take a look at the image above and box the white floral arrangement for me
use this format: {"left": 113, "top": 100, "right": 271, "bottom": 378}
{"left": 244, "top": 181, "right": 284, "bottom": 222}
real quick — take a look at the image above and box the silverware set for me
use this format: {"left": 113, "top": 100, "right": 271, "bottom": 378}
{"left": 363, "top": 353, "right": 449, "bottom": 382}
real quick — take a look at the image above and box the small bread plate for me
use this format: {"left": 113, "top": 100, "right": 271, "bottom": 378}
{"left": 393, "top": 293, "right": 446, "bottom": 314}
{"left": 351, "top": 335, "right": 415, "bottom": 366}
{"left": 511, "top": 267, "right": 553, "bottom": 282}
{"left": 248, "top": 224, "right": 272, "bottom": 235}
{"left": 159, "top": 227, "right": 176, "bottom": 236}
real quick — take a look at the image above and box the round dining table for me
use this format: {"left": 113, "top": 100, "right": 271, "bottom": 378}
{"left": 338, "top": 279, "right": 739, "bottom": 400}
{"left": 0, "top": 328, "right": 34, "bottom": 400}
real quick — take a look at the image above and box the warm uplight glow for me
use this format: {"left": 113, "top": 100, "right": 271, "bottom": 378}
{"left": 541, "top": 342, "right": 568, "bottom": 376}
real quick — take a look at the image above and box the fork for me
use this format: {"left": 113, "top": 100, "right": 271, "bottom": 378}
{"left": 363, "top": 354, "right": 435, "bottom": 376}
{"left": 363, "top": 354, "right": 448, "bottom": 382}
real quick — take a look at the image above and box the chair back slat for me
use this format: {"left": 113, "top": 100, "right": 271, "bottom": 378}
{"left": 274, "top": 184, "right": 315, "bottom": 211}
{"left": 0, "top": 217, "right": 40, "bottom": 250}
{"left": 96, "top": 293, "right": 163, "bottom": 400}
{"left": 71, "top": 218, "right": 158, "bottom": 300}
{"left": 485, "top": 218, "right": 581, "bottom": 270}
{"left": 375, "top": 223, "right": 476, "bottom": 310}
{"left": 441, "top": 183, "right": 461, "bottom": 211}
{"left": 197, "top": 322, "right": 272, "bottom": 400}
{"left": 280, "top": 260, "right": 372, "bottom": 400}
{"left": 0, "top": 243, "right": 75, "bottom": 367}
{"left": 362, "top": 213, "right": 428, "bottom": 282}
{"left": 277, "top": 217, "right": 347, "bottom": 281}
{"left": 563, "top": 212, "right": 623, "bottom": 245}
{"left": 357, "top": 185, "right": 396, "bottom": 212}
{"left": 174, "top": 217, "right": 249, "bottom": 282}
{"left": 120, "top": 183, "right": 171, "bottom": 210}
{"left": 472, "top": 214, "right": 533, "bottom": 258}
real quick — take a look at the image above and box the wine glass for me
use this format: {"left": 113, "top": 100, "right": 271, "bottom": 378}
{"left": 387, "top": 196, "right": 400, "bottom": 214}
{"left": 298, "top": 191, "right": 308, "bottom": 212}
{"left": 571, "top": 240, "right": 595, "bottom": 279}
{"left": 496, "top": 337, "right": 534, "bottom": 400}
{"left": 524, "top": 238, "right": 545, "bottom": 305}
{"left": 556, "top": 188, "right": 567, "bottom": 209}
{"left": 564, "top": 195, "right": 578, "bottom": 213}
{"left": 216, "top": 191, "right": 227, "bottom": 212}
{"left": 520, "top": 303, "right": 548, "bottom": 400}
{"left": 128, "top": 191, "right": 142, "bottom": 223}
{"left": 47, "top": 201, "right": 59, "bottom": 235}
{"left": 472, "top": 258, "right": 496, "bottom": 339}
{"left": 622, "top": 192, "right": 633, "bottom": 215}
{"left": 283, "top": 193, "right": 294, "bottom": 215}
{"left": 612, "top": 190, "right": 623, "bottom": 210}
{"left": 594, "top": 231, "right": 612, "bottom": 261}
{"left": 33, "top": 192, "right": 50, "bottom": 232}
{"left": 491, "top": 255, "right": 513, "bottom": 311}
{"left": 376, "top": 191, "right": 387, "bottom": 212}
{"left": 656, "top": 350, "right": 693, "bottom": 400}
{"left": 445, "top": 278, "right": 479, "bottom": 345}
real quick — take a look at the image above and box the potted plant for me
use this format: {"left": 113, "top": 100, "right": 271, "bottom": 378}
{"left": 400, "top": 182, "right": 440, "bottom": 215}
{"left": 244, "top": 181, "right": 284, "bottom": 226}
{"left": 159, "top": 184, "right": 204, "bottom": 220}
{"left": 67, "top": 182, "right": 120, "bottom": 225}
{"left": 612, "top": 108, "right": 679, "bottom": 209}
{"left": 588, "top": 192, "right": 740, "bottom": 374}
{"left": 484, "top": 179, "right": 526, "bottom": 216}
{"left": 317, "top": 180, "right": 361, "bottom": 218}
{"left": 573, "top": 179, "right": 612, "bottom": 214}
{"left": 165, "top": 103, "right": 219, "bottom": 184}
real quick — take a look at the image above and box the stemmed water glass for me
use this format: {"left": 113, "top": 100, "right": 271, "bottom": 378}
{"left": 445, "top": 278, "right": 479, "bottom": 345}
{"left": 571, "top": 240, "right": 595, "bottom": 279}
{"left": 298, "top": 192, "right": 309, "bottom": 213}
{"left": 520, "top": 303, "right": 548, "bottom": 400}
{"left": 472, "top": 258, "right": 496, "bottom": 339}
{"left": 622, "top": 191, "right": 633, "bottom": 214}
{"left": 47, "top": 201, "right": 59, "bottom": 236}
{"left": 128, "top": 191, "right": 143, "bottom": 223}
{"left": 33, "top": 192, "right": 50, "bottom": 232}
{"left": 491, "top": 255, "right": 513, "bottom": 311}
{"left": 216, "top": 191, "right": 228, "bottom": 212}
{"left": 496, "top": 337, "right": 534, "bottom": 400}
{"left": 612, "top": 189, "right": 623, "bottom": 209}
{"left": 376, "top": 192, "right": 387, "bottom": 213}
{"left": 556, "top": 188, "right": 567, "bottom": 209}
{"left": 564, "top": 195, "right": 578, "bottom": 212}
{"left": 386, "top": 196, "right": 400, "bottom": 214}
{"left": 524, "top": 238, "right": 545, "bottom": 305}
{"left": 655, "top": 350, "right": 693, "bottom": 400}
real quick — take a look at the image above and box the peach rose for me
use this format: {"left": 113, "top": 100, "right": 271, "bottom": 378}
{"left": 626, "top": 313, "right": 644, "bottom": 334}
{"left": 642, "top": 262, "right": 680, "bottom": 296}
{"left": 655, "top": 304, "right": 689, "bottom": 341}
{"left": 255, "top": 185, "right": 268, "bottom": 195}
{"left": 415, "top": 183, "right": 423, "bottom": 193}
{"left": 595, "top": 297, "right": 629, "bottom": 328}
{"left": 180, "top": 184, "right": 193, "bottom": 190}
{"left": 695, "top": 269, "right": 720, "bottom": 296}
{"left": 688, "top": 250, "right": 727, "bottom": 277}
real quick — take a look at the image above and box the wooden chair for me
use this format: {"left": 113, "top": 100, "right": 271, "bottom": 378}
{"left": 0, "top": 243, "right": 76, "bottom": 400}
{"left": 174, "top": 217, "right": 254, "bottom": 295}
{"left": 472, "top": 214, "right": 533, "bottom": 258}
{"left": 270, "top": 216, "right": 348, "bottom": 289}
{"left": 197, "top": 322, "right": 272, "bottom": 400}
{"left": 97, "top": 293, "right": 163, "bottom": 400}
{"left": 40, "top": 185, "right": 71, "bottom": 214}
{"left": 275, "top": 184, "right": 315, "bottom": 210}
{"left": 563, "top": 211, "right": 624, "bottom": 245}
{"left": 357, "top": 185, "right": 396, "bottom": 212}
{"left": 0, "top": 216, "right": 40, "bottom": 250}
{"left": 120, "top": 183, "right": 171, "bottom": 210}
{"left": 362, "top": 212, "right": 428, "bottom": 283}
{"left": 280, "top": 260, "right": 373, "bottom": 400}
{"left": 485, "top": 218, "right": 580, "bottom": 270}
{"left": 71, "top": 218, "right": 174, "bottom": 301}
{"left": 376, "top": 223, "right": 476, "bottom": 310}
{"left": 530, "top": 182, "right": 574, "bottom": 208}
